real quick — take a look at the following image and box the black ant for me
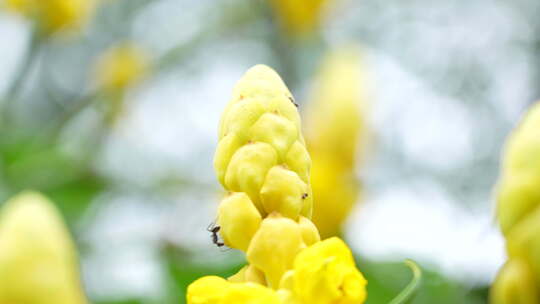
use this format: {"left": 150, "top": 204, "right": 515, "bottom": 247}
{"left": 302, "top": 193, "right": 308, "bottom": 199}
{"left": 288, "top": 96, "right": 299, "bottom": 108}
{"left": 207, "top": 222, "right": 225, "bottom": 247}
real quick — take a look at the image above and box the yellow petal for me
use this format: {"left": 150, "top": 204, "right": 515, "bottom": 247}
{"left": 221, "top": 282, "right": 282, "bottom": 304}
{"left": 187, "top": 276, "right": 229, "bottom": 304}
{"left": 293, "top": 237, "right": 367, "bottom": 304}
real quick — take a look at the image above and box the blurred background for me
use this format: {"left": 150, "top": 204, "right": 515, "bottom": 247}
{"left": 1, "top": 0, "right": 539, "bottom": 303}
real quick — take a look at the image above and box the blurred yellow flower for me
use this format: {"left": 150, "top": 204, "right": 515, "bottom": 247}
{"left": 95, "top": 43, "right": 149, "bottom": 92}
{"left": 3, "top": 0, "right": 93, "bottom": 33}
{"left": 0, "top": 191, "right": 87, "bottom": 304}
{"left": 305, "top": 46, "right": 367, "bottom": 238}
{"left": 268, "top": 0, "right": 330, "bottom": 35}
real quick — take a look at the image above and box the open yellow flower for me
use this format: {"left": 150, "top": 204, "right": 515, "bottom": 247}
{"left": 290, "top": 237, "right": 367, "bottom": 304}
{"left": 0, "top": 191, "right": 87, "bottom": 304}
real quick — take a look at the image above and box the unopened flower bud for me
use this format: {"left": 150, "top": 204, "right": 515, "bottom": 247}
{"left": 247, "top": 213, "right": 306, "bottom": 288}
{"left": 260, "top": 166, "right": 310, "bottom": 220}
{"left": 228, "top": 265, "right": 267, "bottom": 286}
{"left": 217, "top": 192, "right": 262, "bottom": 251}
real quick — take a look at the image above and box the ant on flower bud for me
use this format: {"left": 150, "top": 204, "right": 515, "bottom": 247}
{"left": 207, "top": 222, "right": 225, "bottom": 247}
{"left": 288, "top": 96, "right": 299, "bottom": 108}
{"left": 302, "top": 193, "right": 308, "bottom": 199}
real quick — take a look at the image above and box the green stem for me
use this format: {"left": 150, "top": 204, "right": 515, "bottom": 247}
{"left": 3, "top": 26, "right": 43, "bottom": 104}
{"left": 388, "top": 260, "right": 422, "bottom": 304}
{"left": 1, "top": 27, "right": 44, "bottom": 128}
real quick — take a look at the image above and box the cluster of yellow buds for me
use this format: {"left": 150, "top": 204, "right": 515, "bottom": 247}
{"left": 187, "top": 65, "right": 367, "bottom": 304}
{"left": 3, "top": 0, "right": 93, "bottom": 34}
{"left": 305, "top": 47, "right": 366, "bottom": 238}
{"left": 0, "top": 191, "right": 88, "bottom": 304}
{"left": 491, "top": 102, "right": 540, "bottom": 303}
{"left": 267, "top": 0, "right": 331, "bottom": 36}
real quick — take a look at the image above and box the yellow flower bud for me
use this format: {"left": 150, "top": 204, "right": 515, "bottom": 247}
{"left": 502, "top": 103, "right": 540, "bottom": 177}
{"left": 187, "top": 275, "right": 282, "bottom": 304}
{"left": 217, "top": 192, "right": 262, "bottom": 251}
{"left": 491, "top": 259, "right": 539, "bottom": 304}
{"left": 305, "top": 47, "right": 366, "bottom": 238}
{"left": 292, "top": 237, "right": 367, "bottom": 304}
{"left": 95, "top": 43, "right": 149, "bottom": 92}
{"left": 0, "top": 191, "right": 87, "bottom": 304}
{"left": 225, "top": 142, "right": 278, "bottom": 213}
{"left": 284, "top": 141, "right": 311, "bottom": 184}
{"left": 228, "top": 265, "right": 267, "bottom": 285}
{"left": 497, "top": 173, "right": 540, "bottom": 235}
{"left": 249, "top": 113, "right": 298, "bottom": 161}
{"left": 260, "top": 166, "right": 310, "bottom": 220}
{"left": 506, "top": 206, "right": 540, "bottom": 279}
{"left": 215, "top": 64, "right": 312, "bottom": 220}
{"left": 247, "top": 213, "right": 307, "bottom": 288}
{"left": 214, "top": 133, "right": 243, "bottom": 186}
{"left": 298, "top": 216, "right": 320, "bottom": 246}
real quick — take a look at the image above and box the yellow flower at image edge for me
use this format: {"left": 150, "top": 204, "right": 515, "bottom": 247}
{"left": 0, "top": 191, "right": 87, "bottom": 304}
{"left": 95, "top": 43, "right": 149, "bottom": 92}
{"left": 290, "top": 237, "right": 367, "bottom": 304}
